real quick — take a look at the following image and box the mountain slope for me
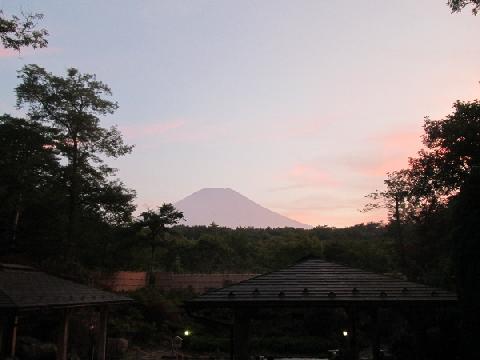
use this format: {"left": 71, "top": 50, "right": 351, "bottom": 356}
{"left": 175, "top": 188, "right": 312, "bottom": 229}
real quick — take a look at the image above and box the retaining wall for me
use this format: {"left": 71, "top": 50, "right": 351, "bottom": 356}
{"left": 96, "top": 271, "right": 257, "bottom": 293}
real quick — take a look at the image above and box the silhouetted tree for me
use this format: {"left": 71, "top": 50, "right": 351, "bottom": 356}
{"left": 137, "top": 204, "right": 184, "bottom": 281}
{"left": 15, "top": 65, "right": 133, "bottom": 259}
{"left": 448, "top": 0, "right": 480, "bottom": 14}
{"left": 450, "top": 166, "right": 480, "bottom": 360}
{"left": 0, "top": 10, "right": 48, "bottom": 50}
{"left": 364, "top": 170, "right": 410, "bottom": 268}
{"left": 0, "top": 115, "right": 59, "bottom": 252}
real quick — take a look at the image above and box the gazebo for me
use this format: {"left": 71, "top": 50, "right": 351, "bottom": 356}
{"left": 186, "top": 258, "right": 457, "bottom": 360}
{"left": 0, "top": 264, "right": 132, "bottom": 360}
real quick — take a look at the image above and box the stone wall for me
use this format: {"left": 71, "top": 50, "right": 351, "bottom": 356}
{"left": 96, "top": 271, "right": 257, "bottom": 293}
{"left": 95, "top": 271, "right": 147, "bottom": 292}
{"left": 154, "top": 273, "right": 257, "bottom": 293}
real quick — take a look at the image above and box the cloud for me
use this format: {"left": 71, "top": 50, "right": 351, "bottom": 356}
{"left": 0, "top": 47, "right": 60, "bottom": 59}
{"left": 167, "top": 122, "right": 232, "bottom": 143}
{"left": 344, "top": 155, "right": 411, "bottom": 177}
{"left": 0, "top": 48, "right": 20, "bottom": 58}
{"left": 289, "top": 164, "right": 339, "bottom": 186}
{"left": 281, "top": 206, "right": 386, "bottom": 228}
{"left": 247, "top": 117, "right": 332, "bottom": 143}
{"left": 344, "top": 127, "right": 423, "bottom": 177}
{"left": 268, "top": 178, "right": 388, "bottom": 227}
{"left": 271, "top": 164, "right": 340, "bottom": 191}
{"left": 120, "top": 120, "right": 185, "bottom": 139}
{"left": 376, "top": 130, "right": 423, "bottom": 152}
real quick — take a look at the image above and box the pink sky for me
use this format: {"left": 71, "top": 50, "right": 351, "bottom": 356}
{"left": 1, "top": 1, "right": 479, "bottom": 227}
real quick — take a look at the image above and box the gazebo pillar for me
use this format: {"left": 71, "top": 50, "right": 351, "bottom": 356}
{"left": 96, "top": 306, "right": 109, "bottom": 360}
{"left": 370, "top": 308, "right": 381, "bottom": 360}
{"left": 57, "top": 309, "right": 71, "bottom": 360}
{"left": 346, "top": 307, "right": 359, "bottom": 360}
{"left": 233, "top": 308, "right": 251, "bottom": 360}
{"left": 404, "top": 307, "right": 428, "bottom": 360}
{"left": 0, "top": 313, "right": 18, "bottom": 358}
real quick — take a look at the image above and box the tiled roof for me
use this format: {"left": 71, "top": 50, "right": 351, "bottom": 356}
{"left": 0, "top": 264, "right": 132, "bottom": 311}
{"left": 187, "top": 258, "right": 457, "bottom": 308}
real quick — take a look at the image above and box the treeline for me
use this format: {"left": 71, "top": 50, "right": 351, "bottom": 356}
{"left": 99, "top": 223, "right": 395, "bottom": 273}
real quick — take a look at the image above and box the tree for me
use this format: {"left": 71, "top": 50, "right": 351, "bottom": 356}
{"left": 363, "top": 170, "right": 410, "bottom": 268}
{"left": 368, "top": 100, "right": 480, "bottom": 356}
{"left": 0, "top": 10, "right": 48, "bottom": 50}
{"left": 448, "top": 0, "right": 480, "bottom": 14}
{"left": 0, "top": 114, "right": 60, "bottom": 252}
{"left": 137, "top": 204, "right": 184, "bottom": 281}
{"left": 372, "top": 100, "right": 480, "bottom": 225}
{"left": 15, "top": 65, "right": 134, "bottom": 258}
{"left": 450, "top": 166, "right": 480, "bottom": 359}
{"left": 405, "top": 100, "right": 480, "bottom": 216}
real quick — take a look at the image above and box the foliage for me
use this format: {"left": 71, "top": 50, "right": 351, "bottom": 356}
{"left": 108, "top": 287, "right": 194, "bottom": 345}
{"left": 0, "top": 114, "right": 63, "bottom": 255}
{"left": 137, "top": 204, "right": 184, "bottom": 277}
{"left": 366, "top": 100, "right": 480, "bottom": 358}
{"left": 15, "top": 65, "right": 135, "bottom": 259}
{"left": 0, "top": 10, "right": 48, "bottom": 50}
{"left": 448, "top": 0, "right": 480, "bottom": 14}
{"left": 111, "top": 223, "right": 395, "bottom": 276}
{"left": 450, "top": 167, "right": 480, "bottom": 358}
{"left": 138, "top": 204, "right": 184, "bottom": 244}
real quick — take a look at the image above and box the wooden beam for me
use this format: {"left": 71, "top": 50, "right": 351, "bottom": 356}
{"left": 233, "top": 309, "right": 251, "bottom": 360}
{"left": 96, "top": 306, "right": 109, "bottom": 360}
{"left": 56, "top": 309, "right": 71, "bottom": 360}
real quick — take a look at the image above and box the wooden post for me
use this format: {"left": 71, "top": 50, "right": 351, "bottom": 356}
{"left": 347, "top": 308, "right": 359, "bottom": 360}
{"left": 1, "top": 313, "right": 18, "bottom": 358}
{"left": 0, "top": 316, "right": 4, "bottom": 357}
{"left": 97, "top": 306, "right": 109, "bottom": 360}
{"left": 404, "top": 307, "right": 427, "bottom": 360}
{"left": 229, "top": 326, "right": 234, "bottom": 360}
{"left": 370, "top": 309, "right": 381, "bottom": 360}
{"left": 413, "top": 315, "right": 427, "bottom": 360}
{"left": 233, "top": 308, "right": 251, "bottom": 360}
{"left": 57, "top": 309, "right": 71, "bottom": 360}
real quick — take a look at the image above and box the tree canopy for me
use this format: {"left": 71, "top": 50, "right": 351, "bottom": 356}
{"left": 14, "top": 65, "right": 135, "bottom": 260}
{"left": 137, "top": 204, "right": 184, "bottom": 276}
{"left": 448, "top": 0, "right": 480, "bottom": 14}
{"left": 0, "top": 10, "right": 48, "bottom": 50}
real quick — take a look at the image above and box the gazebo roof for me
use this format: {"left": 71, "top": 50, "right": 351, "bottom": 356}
{"left": 0, "top": 264, "right": 132, "bottom": 311}
{"left": 187, "top": 258, "right": 457, "bottom": 308}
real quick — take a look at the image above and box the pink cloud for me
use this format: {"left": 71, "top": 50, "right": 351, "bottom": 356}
{"left": 273, "top": 118, "right": 330, "bottom": 140}
{"left": 0, "top": 47, "right": 61, "bottom": 58}
{"left": 243, "top": 116, "right": 333, "bottom": 144}
{"left": 346, "top": 128, "right": 424, "bottom": 177}
{"left": 348, "top": 155, "right": 412, "bottom": 177}
{"left": 274, "top": 164, "right": 340, "bottom": 189}
{"left": 0, "top": 48, "right": 19, "bottom": 58}
{"left": 120, "top": 120, "right": 185, "bottom": 139}
{"left": 167, "top": 122, "right": 231, "bottom": 143}
{"left": 281, "top": 208, "right": 386, "bottom": 228}
{"left": 376, "top": 130, "right": 423, "bottom": 151}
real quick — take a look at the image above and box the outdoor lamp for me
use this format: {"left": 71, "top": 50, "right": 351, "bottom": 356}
{"left": 342, "top": 330, "right": 348, "bottom": 337}
{"left": 184, "top": 330, "right": 191, "bottom": 336}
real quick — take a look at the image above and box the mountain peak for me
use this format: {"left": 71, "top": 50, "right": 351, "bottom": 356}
{"left": 175, "top": 188, "right": 312, "bottom": 229}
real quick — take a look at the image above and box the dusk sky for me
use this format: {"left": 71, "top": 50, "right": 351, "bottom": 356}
{"left": 1, "top": 0, "right": 479, "bottom": 227}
